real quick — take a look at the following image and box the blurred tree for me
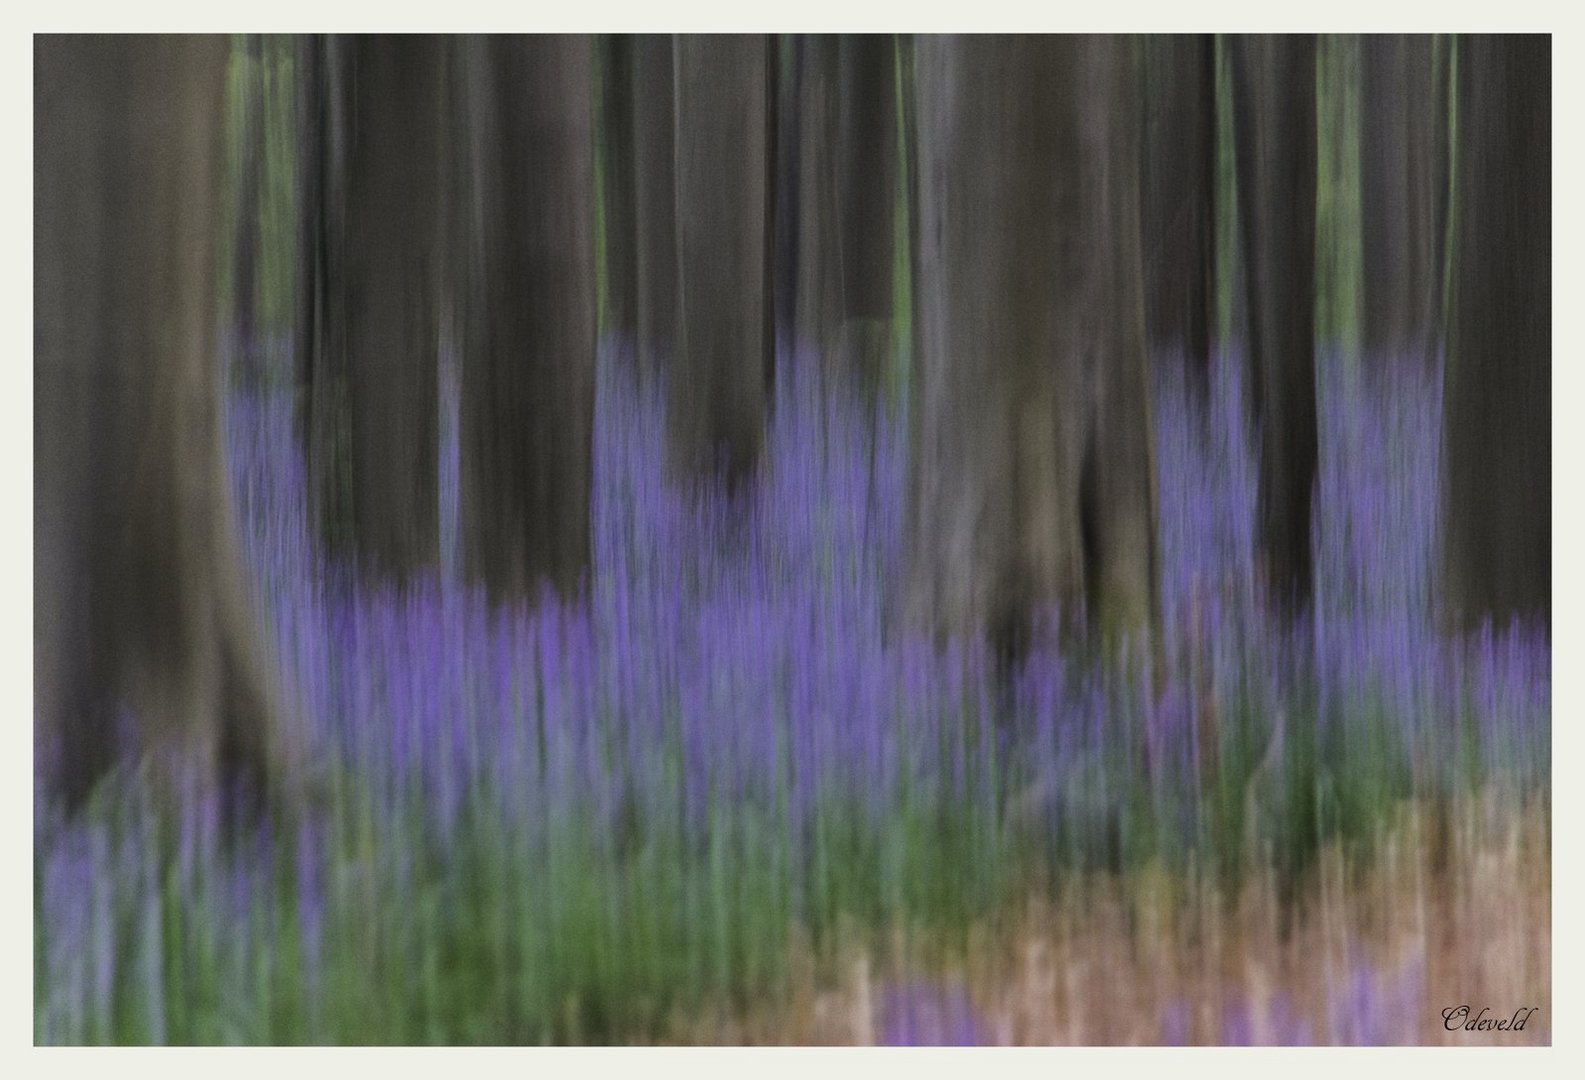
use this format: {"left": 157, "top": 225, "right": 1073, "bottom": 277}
{"left": 787, "top": 34, "right": 898, "bottom": 395}
{"left": 454, "top": 35, "right": 597, "bottom": 601}
{"left": 300, "top": 35, "right": 446, "bottom": 583}
{"left": 834, "top": 34, "right": 900, "bottom": 387}
{"left": 632, "top": 34, "right": 682, "bottom": 373}
{"left": 1139, "top": 33, "right": 1217, "bottom": 391}
{"left": 1431, "top": 34, "right": 1452, "bottom": 338}
{"left": 36, "top": 35, "right": 302, "bottom": 812}
{"left": 905, "top": 35, "right": 1159, "bottom": 660}
{"left": 599, "top": 34, "right": 638, "bottom": 344}
{"left": 670, "top": 34, "right": 774, "bottom": 487}
{"left": 292, "top": 33, "right": 324, "bottom": 423}
{"left": 1230, "top": 33, "right": 1319, "bottom": 615}
{"left": 774, "top": 34, "right": 801, "bottom": 350}
{"left": 1443, "top": 34, "right": 1550, "bottom": 630}
{"left": 232, "top": 33, "right": 265, "bottom": 385}
{"left": 790, "top": 35, "right": 843, "bottom": 368}
{"left": 602, "top": 34, "right": 681, "bottom": 376}
{"left": 1360, "top": 33, "right": 1444, "bottom": 363}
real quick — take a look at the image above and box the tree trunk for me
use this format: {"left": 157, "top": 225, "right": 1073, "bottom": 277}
{"left": 292, "top": 33, "right": 324, "bottom": 429}
{"left": 1430, "top": 35, "right": 1453, "bottom": 342}
{"left": 35, "top": 34, "right": 301, "bottom": 812}
{"left": 773, "top": 34, "right": 802, "bottom": 351}
{"left": 456, "top": 35, "right": 597, "bottom": 602}
{"left": 1230, "top": 34, "right": 1319, "bottom": 615}
{"left": 791, "top": 35, "right": 843, "bottom": 365}
{"left": 670, "top": 34, "right": 773, "bottom": 488}
{"left": 1139, "top": 33, "right": 1217, "bottom": 388}
{"left": 906, "top": 35, "right": 1159, "bottom": 658}
{"left": 835, "top": 34, "right": 899, "bottom": 393}
{"left": 626, "top": 34, "right": 680, "bottom": 375}
{"left": 600, "top": 34, "right": 637, "bottom": 343}
{"left": 232, "top": 33, "right": 265, "bottom": 386}
{"left": 788, "top": 35, "right": 898, "bottom": 394}
{"left": 306, "top": 36, "right": 445, "bottom": 583}
{"left": 1442, "top": 34, "right": 1550, "bottom": 631}
{"left": 1360, "top": 33, "right": 1440, "bottom": 363}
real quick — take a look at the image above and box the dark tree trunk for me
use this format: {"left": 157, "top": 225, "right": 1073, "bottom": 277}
{"left": 1229, "top": 34, "right": 1319, "bottom": 615}
{"left": 305, "top": 35, "right": 445, "bottom": 582}
{"left": 1360, "top": 33, "right": 1440, "bottom": 363}
{"left": 630, "top": 34, "right": 679, "bottom": 374}
{"left": 835, "top": 34, "right": 899, "bottom": 391}
{"left": 670, "top": 34, "right": 773, "bottom": 487}
{"left": 773, "top": 34, "right": 802, "bottom": 350}
{"left": 35, "top": 35, "right": 301, "bottom": 812}
{"left": 1442, "top": 34, "right": 1550, "bottom": 631}
{"left": 788, "top": 35, "right": 898, "bottom": 394}
{"left": 455, "top": 35, "right": 597, "bottom": 602}
{"left": 292, "top": 33, "right": 324, "bottom": 426}
{"left": 1139, "top": 33, "right": 1217, "bottom": 388}
{"left": 906, "top": 35, "right": 1159, "bottom": 657}
{"left": 233, "top": 33, "right": 265, "bottom": 385}
{"left": 1430, "top": 35, "right": 1453, "bottom": 341}
{"left": 791, "top": 35, "right": 843, "bottom": 362}
{"left": 600, "top": 34, "right": 637, "bottom": 343}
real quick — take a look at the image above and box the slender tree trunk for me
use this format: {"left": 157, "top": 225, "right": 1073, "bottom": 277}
{"left": 456, "top": 35, "right": 597, "bottom": 602}
{"left": 835, "top": 34, "right": 899, "bottom": 393}
{"left": 670, "top": 34, "right": 773, "bottom": 487}
{"left": 1139, "top": 33, "right": 1217, "bottom": 388}
{"left": 36, "top": 34, "right": 301, "bottom": 812}
{"left": 1230, "top": 34, "right": 1319, "bottom": 615}
{"left": 788, "top": 35, "right": 898, "bottom": 393}
{"left": 630, "top": 34, "right": 679, "bottom": 374}
{"left": 772, "top": 34, "right": 802, "bottom": 351}
{"left": 906, "top": 35, "right": 1158, "bottom": 658}
{"left": 791, "top": 35, "right": 843, "bottom": 363}
{"left": 233, "top": 33, "right": 265, "bottom": 385}
{"left": 306, "top": 35, "right": 445, "bottom": 582}
{"left": 292, "top": 33, "right": 325, "bottom": 428}
{"left": 600, "top": 34, "right": 637, "bottom": 343}
{"left": 1360, "top": 33, "right": 1439, "bottom": 363}
{"left": 1430, "top": 34, "right": 1453, "bottom": 342}
{"left": 1443, "top": 34, "right": 1550, "bottom": 630}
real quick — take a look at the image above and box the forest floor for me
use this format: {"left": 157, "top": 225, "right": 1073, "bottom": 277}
{"left": 670, "top": 794, "right": 1549, "bottom": 1045}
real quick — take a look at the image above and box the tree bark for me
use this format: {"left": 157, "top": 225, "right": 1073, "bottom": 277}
{"left": 906, "top": 35, "right": 1159, "bottom": 658}
{"left": 455, "top": 35, "right": 597, "bottom": 602}
{"left": 292, "top": 33, "right": 325, "bottom": 427}
{"left": 1430, "top": 35, "right": 1452, "bottom": 342}
{"left": 1139, "top": 33, "right": 1217, "bottom": 388}
{"left": 1360, "top": 33, "right": 1440, "bottom": 363}
{"left": 836, "top": 34, "right": 899, "bottom": 392}
{"left": 35, "top": 34, "right": 301, "bottom": 812}
{"left": 773, "top": 34, "right": 802, "bottom": 351}
{"left": 600, "top": 34, "right": 638, "bottom": 343}
{"left": 305, "top": 35, "right": 445, "bottom": 583}
{"left": 788, "top": 35, "right": 898, "bottom": 394}
{"left": 791, "top": 35, "right": 843, "bottom": 365}
{"left": 1230, "top": 34, "right": 1319, "bottom": 615}
{"left": 232, "top": 33, "right": 265, "bottom": 386}
{"left": 670, "top": 34, "right": 773, "bottom": 487}
{"left": 1442, "top": 34, "right": 1550, "bottom": 631}
{"left": 628, "top": 34, "right": 680, "bottom": 374}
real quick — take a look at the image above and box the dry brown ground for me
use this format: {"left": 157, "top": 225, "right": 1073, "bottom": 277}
{"left": 665, "top": 792, "right": 1550, "bottom": 1045}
